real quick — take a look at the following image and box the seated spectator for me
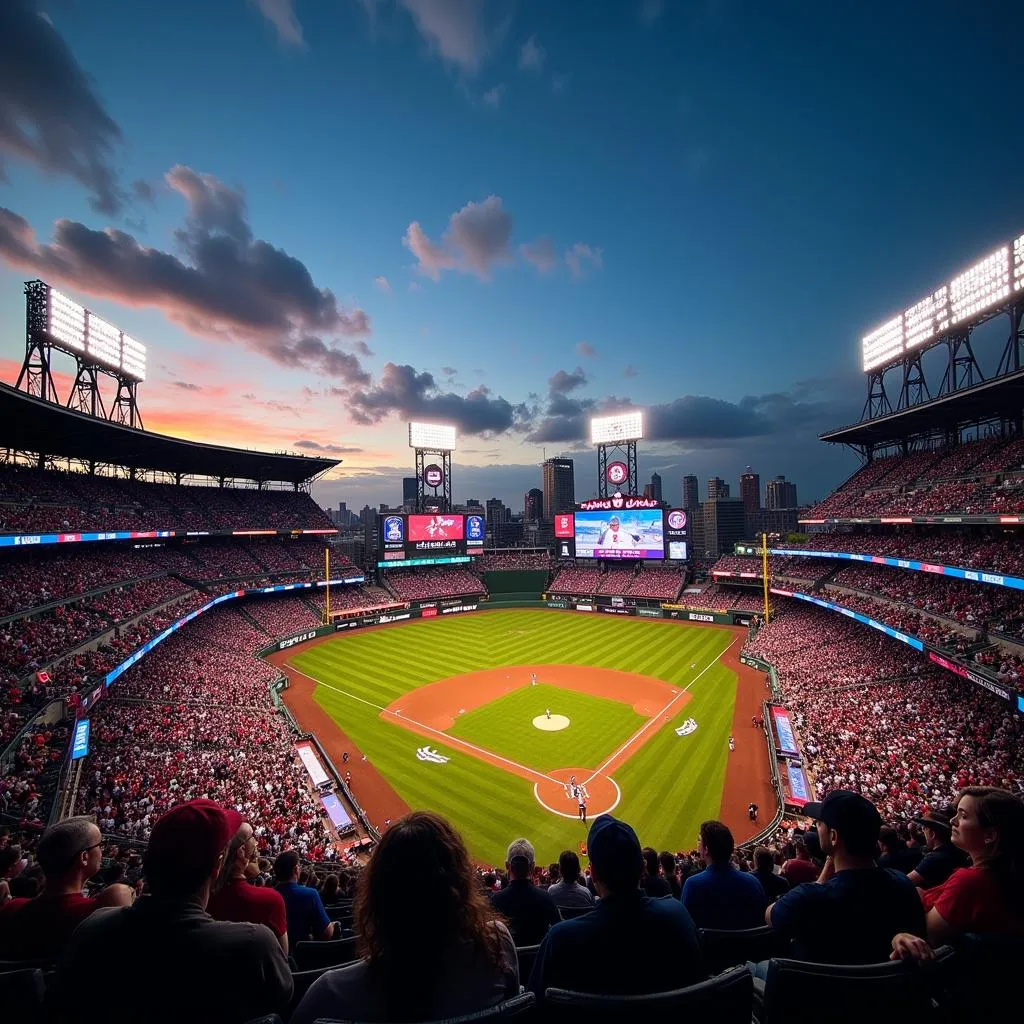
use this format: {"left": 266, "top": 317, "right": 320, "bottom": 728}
{"left": 641, "top": 845, "right": 672, "bottom": 898}
{"left": 878, "top": 826, "right": 920, "bottom": 874}
{"left": 681, "top": 820, "right": 767, "bottom": 929}
{"left": 529, "top": 815, "right": 704, "bottom": 998}
{"left": 291, "top": 812, "right": 518, "bottom": 1024}
{"left": 46, "top": 799, "right": 292, "bottom": 1023}
{"left": 208, "top": 820, "right": 289, "bottom": 954}
{"left": 907, "top": 806, "right": 969, "bottom": 890}
{"left": 752, "top": 846, "right": 790, "bottom": 901}
{"left": 274, "top": 849, "right": 337, "bottom": 947}
{"left": 765, "top": 791, "right": 926, "bottom": 965}
{"left": 490, "top": 837, "right": 559, "bottom": 945}
{"left": 660, "top": 851, "right": 682, "bottom": 899}
{"left": 546, "top": 850, "right": 594, "bottom": 909}
{"left": 909, "top": 787, "right": 1024, "bottom": 943}
{"left": 0, "top": 816, "right": 132, "bottom": 961}
{"left": 320, "top": 872, "right": 341, "bottom": 905}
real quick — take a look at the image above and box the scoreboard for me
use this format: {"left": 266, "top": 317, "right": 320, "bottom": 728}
{"left": 553, "top": 499, "right": 689, "bottom": 561}
{"left": 379, "top": 512, "right": 485, "bottom": 563}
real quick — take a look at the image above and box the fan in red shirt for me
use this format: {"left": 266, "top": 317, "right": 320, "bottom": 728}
{"left": 0, "top": 816, "right": 132, "bottom": 961}
{"left": 208, "top": 820, "right": 289, "bottom": 954}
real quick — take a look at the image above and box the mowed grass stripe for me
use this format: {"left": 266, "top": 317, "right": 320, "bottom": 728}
{"left": 293, "top": 610, "right": 736, "bottom": 865}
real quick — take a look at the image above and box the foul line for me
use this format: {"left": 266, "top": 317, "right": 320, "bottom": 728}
{"left": 582, "top": 636, "right": 738, "bottom": 787}
{"left": 287, "top": 663, "right": 561, "bottom": 787}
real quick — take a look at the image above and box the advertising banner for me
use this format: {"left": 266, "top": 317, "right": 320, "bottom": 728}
{"left": 786, "top": 762, "right": 810, "bottom": 806}
{"left": 71, "top": 719, "right": 90, "bottom": 760}
{"left": 771, "top": 707, "right": 800, "bottom": 757}
{"left": 636, "top": 607, "right": 663, "bottom": 618}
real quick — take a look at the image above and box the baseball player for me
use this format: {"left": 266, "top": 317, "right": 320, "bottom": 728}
{"left": 728, "top": 735, "right": 735, "bottom": 752}
{"left": 545, "top": 708, "right": 551, "bottom": 720}
{"left": 578, "top": 793, "right": 587, "bottom": 823}
{"left": 531, "top": 673, "right": 537, "bottom": 686}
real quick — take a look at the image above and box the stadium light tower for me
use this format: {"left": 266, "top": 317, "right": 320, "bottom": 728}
{"left": 408, "top": 421, "right": 456, "bottom": 512}
{"left": 591, "top": 411, "right": 643, "bottom": 498}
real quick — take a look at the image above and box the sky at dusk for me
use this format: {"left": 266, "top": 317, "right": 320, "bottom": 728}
{"left": 3, "top": 0, "right": 1024, "bottom": 512}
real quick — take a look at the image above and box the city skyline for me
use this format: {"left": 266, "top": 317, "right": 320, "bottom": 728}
{"left": 3, "top": 2, "right": 1024, "bottom": 512}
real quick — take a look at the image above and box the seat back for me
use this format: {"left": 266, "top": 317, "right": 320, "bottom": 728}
{"left": 544, "top": 965, "right": 752, "bottom": 1024}
{"left": 950, "top": 933, "right": 1024, "bottom": 1013}
{"left": 291, "top": 966, "right": 334, "bottom": 1010}
{"left": 698, "top": 925, "right": 788, "bottom": 973}
{"left": 311, "top": 990, "right": 537, "bottom": 1024}
{"left": 294, "top": 935, "right": 359, "bottom": 971}
{"left": 515, "top": 943, "right": 541, "bottom": 983}
{"left": 0, "top": 968, "right": 47, "bottom": 1017}
{"left": 556, "top": 905, "right": 592, "bottom": 921}
{"left": 761, "top": 947, "right": 955, "bottom": 1022}
{"left": 241, "top": 1016, "right": 283, "bottom": 1024}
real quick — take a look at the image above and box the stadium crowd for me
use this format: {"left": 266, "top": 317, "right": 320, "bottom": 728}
{"left": 384, "top": 568, "right": 485, "bottom": 602}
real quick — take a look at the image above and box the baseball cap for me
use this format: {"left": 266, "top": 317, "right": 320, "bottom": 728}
{"left": 147, "top": 799, "right": 243, "bottom": 881}
{"left": 803, "top": 790, "right": 881, "bottom": 844}
{"left": 913, "top": 805, "right": 955, "bottom": 833}
{"left": 506, "top": 837, "right": 535, "bottom": 868}
{"left": 587, "top": 815, "right": 642, "bottom": 882}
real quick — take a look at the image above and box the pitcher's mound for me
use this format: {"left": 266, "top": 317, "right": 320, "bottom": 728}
{"left": 533, "top": 714, "right": 570, "bottom": 732}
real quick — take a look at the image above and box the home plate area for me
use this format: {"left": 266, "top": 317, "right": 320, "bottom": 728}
{"left": 534, "top": 767, "right": 621, "bottom": 819}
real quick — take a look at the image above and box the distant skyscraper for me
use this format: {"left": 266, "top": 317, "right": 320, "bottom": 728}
{"left": 707, "top": 477, "right": 729, "bottom": 500}
{"left": 542, "top": 458, "right": 575, "bottom": 520}
{"left": 524, "top": 488, "right": 543, "bottom": 521}
{"left": 682, "top": 474, "right": 699, "bottom": 510}
{"left": 703, "top": 498, "right": 746, "bottom": 556}
{"left": 485, "top": 497, "right": 506, "bottom": 529}
{"left": 765, "top": 475, "right": 798, "bottom": 509}
{"left": 402, "top": 477, "right": 417, "bottom": 504}
{"left": 650, "top": 472, "right": 662, "bottom": 502}
{"left": 739, "top": 469, "right": 760, "bottom": 516}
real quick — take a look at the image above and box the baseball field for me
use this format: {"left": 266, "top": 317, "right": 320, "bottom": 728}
{"left": 277, "top": 609, "right": 770, "bottom": 866}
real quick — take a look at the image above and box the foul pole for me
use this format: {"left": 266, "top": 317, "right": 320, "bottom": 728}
{"left": 761, "top": 532, "right": 770, "bottom": 622}
{"left": 323, "top": 546, "right": 331, "bottom": 624}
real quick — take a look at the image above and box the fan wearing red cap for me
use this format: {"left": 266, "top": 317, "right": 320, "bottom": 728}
{"left": 46, "top": 800, "right": 293, "bottom": 1024}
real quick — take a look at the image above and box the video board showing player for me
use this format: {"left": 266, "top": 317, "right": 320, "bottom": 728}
{"left": 573, "top": 508, "right": 664, "bottom": 560}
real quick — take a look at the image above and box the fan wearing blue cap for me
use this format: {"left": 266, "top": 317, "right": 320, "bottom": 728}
{"left": 528, "top": 815, "right": 705, "bottom": 999}
{"left": 762, "top": 790, "right": 926, "bottom": 966}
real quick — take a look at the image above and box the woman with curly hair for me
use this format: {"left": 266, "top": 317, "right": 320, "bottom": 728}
{"left": 291, "top": 811, "right": 519, "bottom": 1023}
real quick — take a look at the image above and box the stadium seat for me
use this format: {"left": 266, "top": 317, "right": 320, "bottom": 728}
{"left": 0, "top": 958, "right": 54, "bottom": 971}
{"left": 756, "top": 947, "right": 955, "bottom": 1022}
{"left": 311, "top": 990, "right": 536, "bottom": 1024}
{"left": 515, "top": 943, "right": 541, "bottom": 981}
{"left": 0, "top": 968, "right": 46, "bottom": 1016}
{"left": 697, "top": 925, "right": 789, "bottom": 973}
{"left": 556, "top": 905, "right": 593, "bottom": 921}
{"left": 945, "top": 933, "right": 1024, "bottom": 1013}
{"left": 294, "top": 936, "right": 359, "bottom": 971}
{"left": 543, "top": 964, "right": 752, "bottom": 1024}
{"left": 291, "top": 967, "right": 334, "bottom": 1010}
{"left": 242, "top": 1017, "right": 283, "bottom": 1024}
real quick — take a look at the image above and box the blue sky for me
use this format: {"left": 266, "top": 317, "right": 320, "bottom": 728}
{"left": 2, "top": 0, "right": 1023, "bottom": 512}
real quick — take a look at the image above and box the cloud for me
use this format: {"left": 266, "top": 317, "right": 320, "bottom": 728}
{"left": 399, "top": 0, "right": 489, "bottom": 74}
{"left": 293, "top": 439, "right": 364, "bottom": 454}
{"left": 548, "top": 367, "right": 588, "bottom": 395}
{"left": 623, "top": 364, "right": 639, "bottom": 378}
{"left": 0, "top": 166, "right": 371, "bottom": 384}
{"left": 551, "top": 72, "right": 569, "bottom": 95}
{"left": 576, "top": 340, "right": 596, "bottom": 359}
{"left": 481, "top": 84, "right": 505, "bottom": 109}
{"left": 565, "top": 242, "right": 603, "bottom": 279}
{"left": 518, "top": 35, "right": 545, "bottom": 74}
{"left": 0, "top": 1, "right": 124, "bottom": 214}
{"left": 169, "top": 380, "right": 203, "bottom": 392}
{"left": 132, "top": 179, "right": 155, "bottom": 206}
{"left": 640, "top": 0, "right": 664, "bottom": 25}
{"left": 346, "top": 361, "right": 532, "bottom": 435}
{"left": 520, "top": 236, "right": 557, "bottom": 273}
{"left": 251, "top": 0, "right": 305, "bottom": 46}
{"left": 403, "top": 195, "right": 512, "bottom": 281}
{"left": 373, "top": 275, "right": 391, "bottom": 292}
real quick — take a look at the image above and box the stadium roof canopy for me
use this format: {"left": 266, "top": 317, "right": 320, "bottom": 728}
{"left": 0, "top": 383, "right": 340, "bottom": 484}
{"left": 820, "top": 368, "right": 1024, "bottom": 447}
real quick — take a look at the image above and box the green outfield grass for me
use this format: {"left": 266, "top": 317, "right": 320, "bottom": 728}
{"left": 291, "top": 609, "right": 737, "bottom": 865}
{"left": 446, "top": 683, "right": 645, "bottom": 773}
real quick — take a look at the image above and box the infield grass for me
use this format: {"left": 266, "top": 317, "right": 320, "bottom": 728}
{"left": 291, "top": 609, "right": 737, "bottom": 865}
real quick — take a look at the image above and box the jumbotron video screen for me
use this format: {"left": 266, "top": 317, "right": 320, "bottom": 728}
{"left": 379, "top": 512, "right": 485, "bottom": 563}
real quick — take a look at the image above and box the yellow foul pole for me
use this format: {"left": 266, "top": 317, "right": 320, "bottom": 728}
{"left": 324, "top": 546, "right": 331, "bottom": 624}
{"left": 761, "top": 531, "right": 770, "bottom": 623}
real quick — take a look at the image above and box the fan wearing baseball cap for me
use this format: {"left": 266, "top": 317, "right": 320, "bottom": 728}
{"left": 528, "top": 815, "right": 705, "bottom": 1000}
{"left": 46, "top": 800, "right": 293, "bottom": 1024}
{"left": 906, "top": 806, "right": 969, "bottom": 890}
{"left": 763, "top": 791, "right": 926, "bottom": 966}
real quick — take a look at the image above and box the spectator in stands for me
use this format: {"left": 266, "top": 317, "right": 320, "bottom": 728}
{"left": 877, "top": 826, "right": 919, "bottom": 874}
{"left": 907, "top": 806, "right": 968, "bottom": 889}
{"left": 46, "top": 799, "right": 293, "bottom": 1023}
{"left": 529, "top": 815, "right": 704, "bottom": 998}
{"left": 208, "top": 820, "right": 289, "bottom": 954}
{"left": 781, "top": 838, "right": 820, "bottom": 885}
{"left": 764, "top": 791, "right": 926, "bottom": 965}
{"left": 902, "top": 787, "right": 1024, "bottom": 946}
{"left": 660, "top": 851, "right": 682, "bottom": 899}
{"left": 291, "top": 811, "right": 518, "bottom": 1024}
{"left": 681, "top": 820, "right": 766, "bottom": 929}
{"left": 641, "top": 845, "right": 672, "bottom": 898}
{"left": 752, "top": 846, "right": 790, "bottom": 901}
{"left": 0, "top": 816, "right": 132, "bottom": 961}
{"left": 546, "top": 850, "right": 594, "bottom": 909}
{"left": 490, "top": 837, "right": 559, "bottom": 944}
{"left": 274, "top": 849, "right": 337, "bottom": 947}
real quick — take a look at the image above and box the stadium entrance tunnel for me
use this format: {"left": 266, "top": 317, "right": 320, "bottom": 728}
{"left": 534, "top": 767, "right": 620, "bottom": 819}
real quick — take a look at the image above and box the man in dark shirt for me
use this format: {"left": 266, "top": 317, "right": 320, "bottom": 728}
{"left": 765, "top": 790, "right": 926, "bottom": 965}
{"left": 752, "top": 846, "right": 789, "bottom": 902}
{"left": 490, "top": 838, "right": 559, "bottom": 944}
{"left": 907, "top": 807, "right": 969, "bottom": 889}
{"left": 274, "top": 850, "right": 337, "bottom": 948}
{"left": 641, "top": 846, "right": 671, "bottom": 898}
{"left": 46, "top": 799, "right": 292, "bottom": 1023}
{"left": 877, "top": 827, "right": 920, "bottom": 874}
{"left": 681, "top": 820, "right": 767, "bottom": 929}
{"left": 529, "top": 815, "right": 704, "bottom": 998}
